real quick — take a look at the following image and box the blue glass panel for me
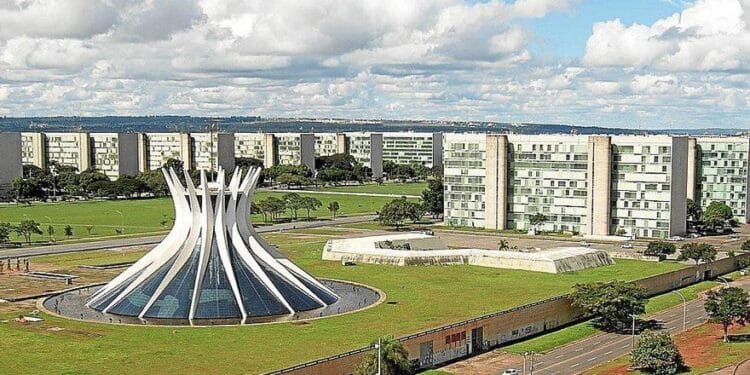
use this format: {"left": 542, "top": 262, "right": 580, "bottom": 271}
{"left": 263, "top": 265, "right": 323, "bottom": 312}
{"left": 286, "top": 268, "right": 339, "bottom": 305}
{"left": 194, "top": 239, "right": 242, "bottom": 319}
{"left": 142, "top": 240, "right": 201, "bottom": 319}
{"left": 109, "top": 255, "right": 177, "bottom": 317}
{"left": 230, "top": 249, "right": 289, "bottom": 317}
{"left": 89, "top": 269, "right": 145, "bottom": 311}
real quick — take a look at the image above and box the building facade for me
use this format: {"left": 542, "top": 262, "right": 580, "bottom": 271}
{"left": 0, "top": 132, "right": 22, "bottom": 196}
{"left": 695, "top": 137, "right": 750, "bottom": 223}
{"left": 445, "top": 133, "right": 733, "bottom": 238}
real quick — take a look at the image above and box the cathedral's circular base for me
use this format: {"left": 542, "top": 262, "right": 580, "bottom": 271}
{"left": 41, "top": 279, "right": 382, "bottom": 326}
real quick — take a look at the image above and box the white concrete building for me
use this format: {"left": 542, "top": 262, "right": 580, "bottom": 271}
{"left": 695, "top": 137, "right": 750, "bottom": 223}
{"left": 443, "top": 133, "right": 487, "bottom": 228}
{"left": 382, "top": 132, "right": 443, "bottom": 168}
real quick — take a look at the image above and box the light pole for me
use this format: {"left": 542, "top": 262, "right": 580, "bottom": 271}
{"left": 114, "top": 210, "right": 124, "bottom": 248}
{"left": 523, "top": 352, "right": 527, "bottom": 375}
{"left": 631, "top": 313, "right": 638, "bottom": 349}
{"left": 529, "top": 351, "right": 535, "bottom": 375}
{"left": 375, "top": 337, "right": 382, "bottom": 375}
{"left": 671, "top": 290, "right": 687, "bottom": 332}
{"left": 717, "top": 276, "right": 730, "bottom": 288}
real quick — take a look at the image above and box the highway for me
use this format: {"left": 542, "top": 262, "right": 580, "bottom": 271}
{"left": 0, "top": 214, "right": 376, "bottom": 259}
{"left": 504, "top": 280, "right": 750, "bottom": 375}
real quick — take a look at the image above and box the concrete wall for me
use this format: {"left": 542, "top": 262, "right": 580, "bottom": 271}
{"left": 686, "top": 138, "right": 697, "bottom": 201}
{"left": 78, "top": 132, "right": 92, "bottom": 172}
{"left": 336, "top": 133, "right": 347, "bottom": 154}
{"left": 264, "top": 134, "right": 276, "bottom": 167}
{"left": 670, "top": 136, "right": 689, "bottom": 236}
{"left": 746, "top": 137, "right": 750, "bottom": 224}
{"left": 432, "top": 132, "right": 444, "bottom": 167}
{"left": 300, "top": 133, "right": 316, "bottom": 172}
{"left": 370, "top": 133, "right": 383, "bottom": 179}
{"left": 0, "top": 133, "right": 22, "bottom": 196}
{"left": 179, "top": 133, "right": 192, "bottom": 170}
{"left": 117, "top": 133, "right": 140, "bottom": 177}
{"left": 267, "top": 253, "right": 750, "bottom": 375}
{"left": 587, "top": 136, "right": 612, "bottom": 236}
{"left": 485, "top": 135, "right": 507, "bottom": 230}
{"left": 137, "top": 133, "right": 148, "bottom": 173}
{"left": 217, "top": 133, "right": 236, "bottom": 171}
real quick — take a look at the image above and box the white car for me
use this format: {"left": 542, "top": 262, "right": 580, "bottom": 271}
{"left": 621, "top": 243, "right": 634, "bottom": 249}
{"left": 579, "top": 241, "right": 591, "bottom": 247}
{"left": 668, "top": 236, "right": 685, "bottom": 241}
{"left": 502, "top": 369, "right": 520, "bottom": 375}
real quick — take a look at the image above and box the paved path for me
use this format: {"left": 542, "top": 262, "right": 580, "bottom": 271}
{"left": 0, "top": 214, "right": 376, "bottom": 259}
{"left": 262, "top": 188, "right": 419, "bottom": 198}
{"left": 497, "top": 280, "right": 750, "bottom": 375}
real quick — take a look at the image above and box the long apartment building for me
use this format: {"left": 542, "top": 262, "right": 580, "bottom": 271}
{"left": 14, "top": 131, "right": 442, "bottom": 181}
{"left": 444, "top": 133, "right": 749, "bottom": 238}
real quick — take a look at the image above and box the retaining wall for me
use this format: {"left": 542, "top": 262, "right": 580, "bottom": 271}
{"left": 267, "top": 254, "right": 749, "bottom": 375}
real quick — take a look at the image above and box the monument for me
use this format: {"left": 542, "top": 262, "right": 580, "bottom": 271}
{"left": 86, "top": 167, "right": 339, "bottom": 325}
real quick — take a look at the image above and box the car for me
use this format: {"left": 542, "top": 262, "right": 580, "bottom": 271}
{"left": 501, "top": 369, "right": 520, "bottom": 375}
{"left": 689, "top": 233, "right": 701, "bottom": 239}
{"left": 729, "top": 234, "right": 740, "bottom": 239}
{"left": 668, "top": 236, "right": 685, "bottom": 241}
{"left": 621, "top": 243, "right": 634, "bottom": 249}
{"left": 579, "top": 241, "right": 591, "bottom": 247}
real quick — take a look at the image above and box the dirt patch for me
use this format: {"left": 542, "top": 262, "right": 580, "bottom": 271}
{"left": 438, "top": 351, "right": 522, "bottom": 375}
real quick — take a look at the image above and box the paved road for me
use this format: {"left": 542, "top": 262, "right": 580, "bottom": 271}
{"left": 0, "top": 214, "right": 376, "bottom": 259}
{"left": 261, "top": 188, "right": 419, "bottom": 198}
{"left": 501, "top": 280, "right": 750, "bottom": 375}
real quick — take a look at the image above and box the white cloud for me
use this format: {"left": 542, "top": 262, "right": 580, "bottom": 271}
{"left": 584, "top": 0, "right": 750, "bottom": 71}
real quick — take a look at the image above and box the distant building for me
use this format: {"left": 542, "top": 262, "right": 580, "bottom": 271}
{"left": 0, "top": 132, "right": 22, "bottom": 197}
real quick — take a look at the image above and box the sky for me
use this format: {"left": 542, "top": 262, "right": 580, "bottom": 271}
{"left": 1, "top": 0, "right": 749, "bottom": 129}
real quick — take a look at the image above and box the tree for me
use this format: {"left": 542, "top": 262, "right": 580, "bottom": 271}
{"left": 259, "top": 197, "right": 286, "bottom": 222}
{"left": 276, "top": 173, "right": 312, "bottom": 188}
{"left": 705, "top": 287, "right": 750, "bottom": 342}
{"left": 47, "top": 225, "right": 55, "bottom": 242}
{"left": 645, "top": 241, "right": 677, "bottom": 257}
{"left": 421, "top": 179, "right": 444, "bottom": 219}
{"left": 64, "top": 225, "right": 74, "bottom": 239}
{"left": 377, "top": 198, "right": 422, "bottom": 231}
{"left": 631, "top": 329, "right": 684, "bottom": 375}
{"left": 703, "top": 201, "right": 734, "bottom": 229}
{"left": 570, "top": 281, "right": 646, "bottom": 331}
{"left": 678, "top": 243, "right": 717, "bottom": 264}
{"left": 15, "top": 220, "right": 43, "bottom": 244}
{"left": 529, "top": 213, "right": 548, "bottom": 231}
{"left": 86, "top": 225, "right": 94, "bottom": 236}
{"left": 283, "top": 193, "right": 303, "bottom": 220}
{"left": 11, "top": 177, "right": 43, "bottom": 200}
{"left": 137, "top": 170, "right": 169, "bottom": 196}
{"left": 300, "top": 196, "right": 322, "bottom": 219}
{"left": 0, "top": 223, "right": 13, "bottom": 244}
{"left": 328, "top": 201, "right": 340, "bottom": 219}
{"left": 354, "top": 337, "right": 413, "bottom": 375}
{"left": 78, "top": 168, "right": 110, "bottom": 196}
{"left": 741, "top": 239, "right": 750, "bottom": 251}
{"left": 686, "top": 199, "right": 702, "bottom": 223}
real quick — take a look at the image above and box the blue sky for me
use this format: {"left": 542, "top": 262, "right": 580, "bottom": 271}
{"left": 0, "top": 0, "right": 749, "bottom": 129}
{"left": 527, "top": 0, "right": 683, "bottom": 59}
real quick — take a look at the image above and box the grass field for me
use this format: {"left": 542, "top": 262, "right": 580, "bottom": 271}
{"left": 0, "top": 190, "right": 403, "bottom": 246}
{"left": 318, "top": 181, "right": 427, "bottom": 196}
{"left": 0, "top": 230, "right": 686, "bottom": 375}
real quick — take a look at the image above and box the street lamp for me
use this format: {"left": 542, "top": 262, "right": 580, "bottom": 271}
{"left": 631, "top": 313, "right": 638, "bottom": 349}
{"left": 523, "top": 351, "right": 535, "bottom": 375}
{"left": 717, "top": 276, "right": 730, "bottom": 288}
{"left": 671, "top": 290, "right": 687, "bottom": 332}
{"left": 374, "top": 337, "right": 382, "bottom": 375}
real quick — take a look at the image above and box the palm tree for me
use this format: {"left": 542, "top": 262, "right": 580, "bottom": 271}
{"left": 355, "top": 337, "right": 413, "bottom": 375}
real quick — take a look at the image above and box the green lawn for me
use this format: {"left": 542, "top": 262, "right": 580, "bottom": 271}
{"left": 0, "top": 191, "right": 400, "bottom": 246}
{"left": 0, "top": 232, "right": 686, "bottom": 375}
{"left": 318, "top": 181, "right": 428, "bottom": 196}
{"left": 502, "top": 280, "right": 720, "bottom": 355}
